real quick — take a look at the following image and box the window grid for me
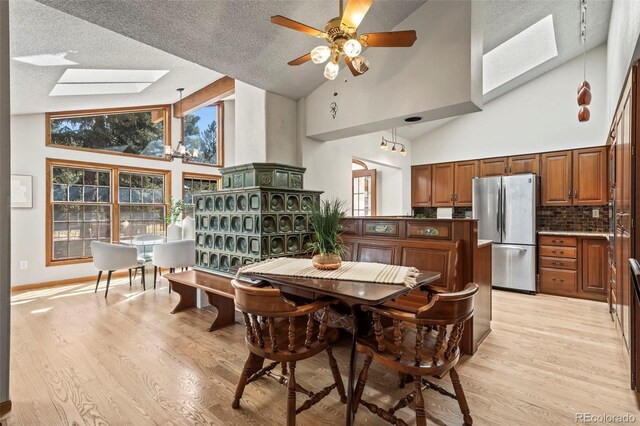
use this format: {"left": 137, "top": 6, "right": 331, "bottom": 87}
{"left": 51, "top": 166, "right": 112, "bottom": 261}
{"left": 119, "top": 171, "right": 166, "bottom": 241}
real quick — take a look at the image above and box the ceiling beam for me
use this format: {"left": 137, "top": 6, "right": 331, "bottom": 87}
{"left": 173, "top": 76, "right": 235, "bottom": 117}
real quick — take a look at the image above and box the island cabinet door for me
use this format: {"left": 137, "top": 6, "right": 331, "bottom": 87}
{"left": 454, "top": 160, "right": 478, "bottom": 206}
{"left": 479, "top": 157, "right": 507, "bottom": 177}
{"left": 508, "top": 154, "right": 540, "bottom": 175}
{"left": 431, "top": 163, "right": 454, "bottom": 206}
{"left": 411, "top": 165, "right": 432, "bottom": 207}
{"left": 572, "top": 146, "right": 608, "bottom": 205}
{"left": 541, "top": 150, "right": 573, "bottom": 206}
{"left": 580, "top": 238, "right": 608, "bottom": 299}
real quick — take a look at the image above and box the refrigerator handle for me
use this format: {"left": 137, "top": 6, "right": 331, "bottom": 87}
{"left": 497, "top": 185, "right": 502, "bottom": 236}
{"left": 502, "top": 182, "right": 507, "bottom": 240}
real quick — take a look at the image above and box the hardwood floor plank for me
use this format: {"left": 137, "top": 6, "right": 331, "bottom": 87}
{"left": 2, "top": 279, "right": 638, "bottom": 425}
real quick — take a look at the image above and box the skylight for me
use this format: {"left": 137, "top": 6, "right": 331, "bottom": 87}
{"left": 483, "top": 15, "right": 558, "bottom": 94}
{"left": 49, "top": 68, "right": 169, "bottom": 97}
{"left": 57, "top": 69, "right": 168, "bottom": 83}
{"left": 13, "top": 52, "right": 78, "bottom": 67}
{"left": 49, "top": 82, "right": 152, "bottom": 96}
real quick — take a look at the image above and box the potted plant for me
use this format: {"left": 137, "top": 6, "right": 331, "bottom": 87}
{"left": 308, "top": 199, "right": 348, "bottom": 270}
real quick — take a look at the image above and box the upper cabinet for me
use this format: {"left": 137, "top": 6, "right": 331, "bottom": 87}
{"left": 508, "top": 154, "right": 539, "bottom": 175}
{"left": 479, "top": 158, "right": 507, "bottom": 177}
{"left": 431, "top": 163, "right": 455, "bottom": 207}
{"left": 572, "top": 147, "right": 608, "bottom": 205}
{"left": 480, "top": 155, "right": 539, "bottom": 177}
{"left": 411, "top": 165, "right": 432, "bottom": 207}
{"left": 541, "top": 151, "right": 573, "bottom": 205}
{"left": 454, "top": 160, "right": 478, "bottom": 206}
{"left": 541, "top": 147, "right": 608, "bottom": 206}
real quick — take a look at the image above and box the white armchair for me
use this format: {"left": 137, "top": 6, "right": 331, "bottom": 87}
{"left": 91, "top": 241, "right": 146, "bottom": 298}
{"left": 152, "top": 239, "right": 196, "bottom": 292}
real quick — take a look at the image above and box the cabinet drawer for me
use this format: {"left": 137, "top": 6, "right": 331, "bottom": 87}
{"left": 539, "top": 245, "right": 577, "bottom": 258}
{"left": 539, "top": 256, "right": 577, "bottom": 270}
{"left": 539, "top": 267, "right": 578, "bottom": 296}
{"left": 539, "top": 235, "right": 577, "bottom": 247}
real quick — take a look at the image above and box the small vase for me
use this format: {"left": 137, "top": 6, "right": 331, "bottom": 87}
{"left": 167, "top": 220, "right": 183, "bottom": 241}
{"left": 312, "top": 253, "right": 342, "bottom": 270}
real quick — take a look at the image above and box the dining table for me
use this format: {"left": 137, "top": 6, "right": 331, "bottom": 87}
{"left": 235, "top": 268, "right": 442, "bottom": 426}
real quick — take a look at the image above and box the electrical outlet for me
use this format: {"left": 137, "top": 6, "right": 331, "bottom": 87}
{"left": 19, "top": 260, "right": 28, "bottom": 270}
{"left": 592, "top": 209, "right": 599, "bottom": 218}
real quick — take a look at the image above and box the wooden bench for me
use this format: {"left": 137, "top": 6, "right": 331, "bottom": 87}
{"left": 164, "top": 270, "right": 236, "bottom": 332}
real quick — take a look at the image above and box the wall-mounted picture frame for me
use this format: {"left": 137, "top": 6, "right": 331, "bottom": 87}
{"left": 11, "top": 174, "right": 33, "bottom": 208}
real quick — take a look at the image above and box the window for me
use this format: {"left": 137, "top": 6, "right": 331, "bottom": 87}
{"left": 182, "top": 173, "right": 219, "bottom": 217}
{"left": 47, "top": 159, "right": 170, "bottom": 266}
{"left": 118, "top": 171, "right": 167, "bottom": 240}
{"left": 46, "top": 105, "right": 171, "bottom": 160}
{"left": 183, "top": 102, "right": 223, "bottom": 166}
{"left": 50, "top": 164, "right": 112, "bottom": 262}
{"left": 352, "top": 160, "right": 377, "bottom": 217}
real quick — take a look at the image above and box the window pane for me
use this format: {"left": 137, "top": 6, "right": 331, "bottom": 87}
{"left": 184, "top": 104, "right": 220, "bottom": 165}
{"left": 119, "top": 188, "right": 130, "bottom": 203}
{"left": 49, "top": 109, "right": 166, "bottom": 158}
{"left": 50, "top": 165, "right": 112, "bottom": 262}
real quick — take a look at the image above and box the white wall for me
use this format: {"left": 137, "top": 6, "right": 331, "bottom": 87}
{"left": 411, "top": 44, "right": 608, "bottom": 164}
{"left": 234, "top": 81, "right": 299, "bottom": 165}
{"left": 10, "top": 108, "right": 235, "bottom": 287}
{"left": 607, "top": 0, "right": 640, "bottom": 120}
{"left": 304, "top": 0, "right": 484, "bottom": 141}
{"left": 298, "top": 99, "right": 412, "bottom": 216}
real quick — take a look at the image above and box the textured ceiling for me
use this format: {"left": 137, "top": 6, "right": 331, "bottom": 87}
{"left": 34, "top": 0, "right": 426, "bottom": 100}
{"left": 10, "top": 0, "right": 224, "bottom": 115}
{"left": 396, "top": 0, "right": 612, "bottom": 140}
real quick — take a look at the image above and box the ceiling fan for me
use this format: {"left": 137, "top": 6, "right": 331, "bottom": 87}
{"left": 271, "top": 0, "right": 417, "bottom": 80}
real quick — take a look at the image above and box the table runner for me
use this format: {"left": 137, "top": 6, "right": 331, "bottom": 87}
{"left": 237, "top": 257, "right": 421, "bottom": 288}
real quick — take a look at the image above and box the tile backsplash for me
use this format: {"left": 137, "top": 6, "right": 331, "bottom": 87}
{"left": 536, "top": 205, "right": 609, "bottom": 233}
{"left": 414, "top": 205, "right": 610, "bottom": 233}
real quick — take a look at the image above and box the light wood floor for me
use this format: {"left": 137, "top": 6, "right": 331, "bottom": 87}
{"left": 2, "top": 276, "right": 639, "bottom": 425}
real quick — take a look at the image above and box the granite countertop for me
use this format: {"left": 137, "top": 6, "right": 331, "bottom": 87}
{"left": 478, "top": 239, "right": 493, "bottom": 248}
{"left": 537, "top": 231, "right": 609, "bottom": 238}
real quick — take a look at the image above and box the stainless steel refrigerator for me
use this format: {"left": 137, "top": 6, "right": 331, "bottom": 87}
{"left": 472, "top": 174, "right": 537, "bottom": 293}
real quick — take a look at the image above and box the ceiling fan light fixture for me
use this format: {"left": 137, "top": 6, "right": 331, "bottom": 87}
{"left": 311, "top": 45, "right": 332, "bottom": 64}
{"left": 324, "top": 60, "right": 339, "bottom": 80}
{"left": 343, "top": 39, "right": 362, "bottom": 58}
{"left": 351, "top": 55, "right": 369, "bottom": 74}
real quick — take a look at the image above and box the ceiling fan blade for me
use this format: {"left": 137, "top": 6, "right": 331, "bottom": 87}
{"left": 344, "top": 56, "right": 367, "bottom": 76}
{"left": 271, "top": 15, "right": 326, "bottom": 38}
{"left": 359, "top": 30, "right": 417, "bottom": 47}
{"left": 340, "top": 0, "right": 372, "bottom": 30}
{"left": 288, "top": 53, "right": 312, "bottom": 66}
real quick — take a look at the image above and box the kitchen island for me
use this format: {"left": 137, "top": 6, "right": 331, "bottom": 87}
{"left": 340, "top": 217, "right": 492, "bottom": 355}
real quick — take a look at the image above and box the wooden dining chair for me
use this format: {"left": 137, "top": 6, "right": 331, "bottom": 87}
{"left": 230, "top": 279, "right": 347, "bottom": 426}
{"left": 352, "top": 283, "right": 478, "bottom": 426}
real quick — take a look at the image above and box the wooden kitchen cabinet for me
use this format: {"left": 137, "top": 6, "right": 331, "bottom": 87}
{"left": 453, "top": 160, "right": 478, "bottom": 206}
{"left": 538, "top": 234, "right": 607, "bottom": 302}
{"left": 541, "top": 151, "right": 573, "bottom": 206}
{"left": 479, "top": 157, "right": 507, "bottom": 177}
{"left": 431, "top": 163, "right": 454, "bottom": 206}
{"left": 573, "top": 147, "right": 608, "bottom": 205}
{"left": 508, "top": 154, "right": 539, "bottom": 175}
{"left": 581, "top": 238, "right": 608, "bottom": 299}
{"left": 411, "top": 165, "right": 432, "bottom": 207}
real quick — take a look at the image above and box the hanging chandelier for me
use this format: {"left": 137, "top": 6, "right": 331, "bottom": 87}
{"left": 379, "top": 128, "right": 406, "bottom": 156}
{"left": 165, "top": 88, "right": 200, "bottom": 162}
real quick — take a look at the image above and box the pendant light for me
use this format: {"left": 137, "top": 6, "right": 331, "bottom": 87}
{"left": 578, "top": 0, "right": 591, "bottom": 122}
{"left": 379, "top": 128, "right": 407, "bottom": 156}
{"left": 165, "top": 88, "right": 200, "bottom": 162}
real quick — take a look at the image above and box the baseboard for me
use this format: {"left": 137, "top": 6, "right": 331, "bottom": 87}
{"left": 12, "top": 270, "right": 130, "bottom": 293}
{"left": 0, "top": 400, "right": 12, "bottom": 417}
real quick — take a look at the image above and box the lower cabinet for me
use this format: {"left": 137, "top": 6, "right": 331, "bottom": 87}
{"left": 538, "top": 234, "right": 607, "bottom": 302}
